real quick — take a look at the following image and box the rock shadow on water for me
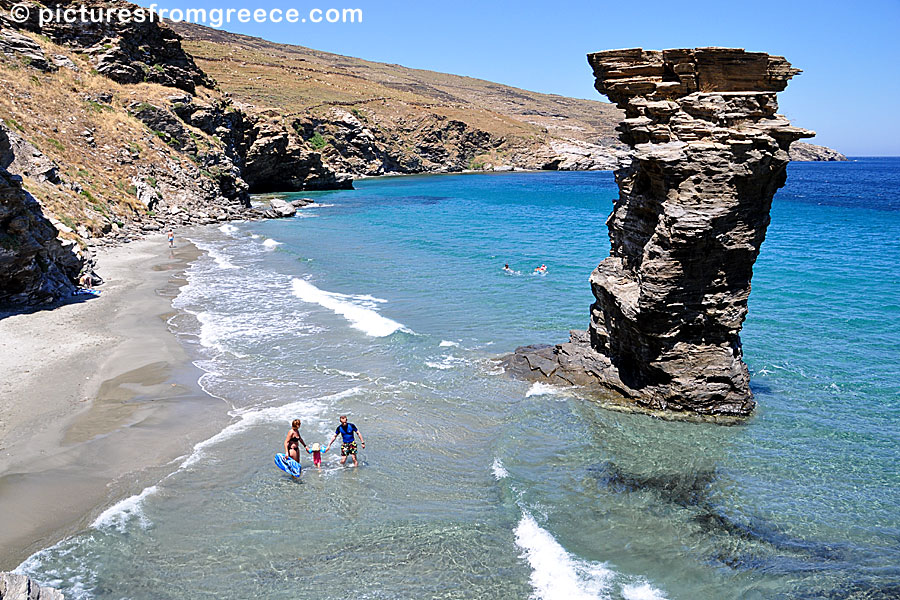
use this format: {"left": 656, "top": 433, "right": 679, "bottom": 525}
{"left": 584, "top": 460, "right": 899, "bottom": 594}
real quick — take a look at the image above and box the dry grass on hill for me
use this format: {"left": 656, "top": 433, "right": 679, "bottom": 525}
{"left": 170, "top": 23, "right": 622, "bottom": 147}
{"left": 0, "top": 34, "right": 229, "bottom": 239}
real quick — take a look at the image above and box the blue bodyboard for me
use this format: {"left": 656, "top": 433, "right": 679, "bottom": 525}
{"left": 73, "top": 289, "right": 101, "bottom": 297}
{"left": 275, "top": 453, "right": 302, "bottom": 477}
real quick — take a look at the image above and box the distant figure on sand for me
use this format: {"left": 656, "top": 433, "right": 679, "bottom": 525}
{"left": 284, "top": 419, "right": 308, "bottom": 464}
{"left": 78, "top": 272, "right": 94, "bottom": 289}
{"left": 307, "top": 442, "right": 327, "bottom": 468}
{"left": 326, "top": 415, "right": 365, "bottom": 467}
{"left": 167, "top": 229, "right": 175, "bottom": 248}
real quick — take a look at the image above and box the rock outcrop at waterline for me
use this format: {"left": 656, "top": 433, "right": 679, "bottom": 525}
{"left": 503, "top": 48, "right": 814, "bottom": 416}
{"left": 0, "top": 571, "right": 63, "bottom": 599}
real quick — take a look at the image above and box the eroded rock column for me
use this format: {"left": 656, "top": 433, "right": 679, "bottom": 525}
{"left": 504, "top": 48, "right": 813, "bottom": 416}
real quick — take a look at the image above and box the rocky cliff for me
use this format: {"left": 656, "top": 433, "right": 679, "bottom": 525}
{"left": 0, "top": 1, "right": 348, "bottom": 306}
{"left": 1, "top": 125, "right": 83, "bottom": 304}
{"left": 504, "top": 48, "right": 814, "bottom": 417}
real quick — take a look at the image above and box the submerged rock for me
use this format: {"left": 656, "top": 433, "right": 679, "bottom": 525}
{"left": 504, "top": 48, "right": 814, "bottom": 416}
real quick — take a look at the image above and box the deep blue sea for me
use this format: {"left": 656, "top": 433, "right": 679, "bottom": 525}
{"left": 20, "top": 159, "right": 900, "bottom": 599}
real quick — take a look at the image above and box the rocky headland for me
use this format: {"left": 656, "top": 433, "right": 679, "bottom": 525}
{"left": 503, "top": 48, "right": 814, "bottom": 417}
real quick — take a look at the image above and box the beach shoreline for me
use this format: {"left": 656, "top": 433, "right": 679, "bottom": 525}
{"left": 0, "top": 234, "right": 230, "bottom": 570}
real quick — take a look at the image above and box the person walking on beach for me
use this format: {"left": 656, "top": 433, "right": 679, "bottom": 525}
{"left": 325, "top": 415, "right": 365, "bottom": 467}
{"left": 167, "top": 229, "right": 175, "bottom": 248}
{"left": 284, "top": 419, "right": 308, "bottom": 463}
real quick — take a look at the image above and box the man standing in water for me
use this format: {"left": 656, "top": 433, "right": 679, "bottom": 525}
{"left": 325, "top": 415, "right": 366, "bottom": 467}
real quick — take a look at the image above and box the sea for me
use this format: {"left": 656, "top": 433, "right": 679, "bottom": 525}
{"left": 18, "top": 158, "right": 900, "bottom": 599}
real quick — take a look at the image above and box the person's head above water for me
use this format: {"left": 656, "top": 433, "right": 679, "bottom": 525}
{"left": 292, "top": 419, "right": 301, "bottom": 429}
{"left": 339, "top": 415, "right": 348, "bottom": 424}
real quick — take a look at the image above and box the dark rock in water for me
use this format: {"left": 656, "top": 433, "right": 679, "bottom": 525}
{"left": 0, "top": 572, "right": 64, "bottom": 599}
{"left": 503, "top": 48, "right": 814, "bottom": 416}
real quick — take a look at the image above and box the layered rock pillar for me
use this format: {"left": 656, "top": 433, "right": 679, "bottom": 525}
{"left": 504, "top": 48, "right": 813, "bottom": 416}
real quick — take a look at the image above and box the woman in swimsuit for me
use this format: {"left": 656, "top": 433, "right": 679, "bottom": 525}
{"left": 284, "top": 419, "right": 308, "bottom": 462}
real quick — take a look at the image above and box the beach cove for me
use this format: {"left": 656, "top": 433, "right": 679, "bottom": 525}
{"left": 0, "top": 165, "right": 895, "bottom": 599}
{"left": 0, "top": 237, "right": 231, "bottom": 568}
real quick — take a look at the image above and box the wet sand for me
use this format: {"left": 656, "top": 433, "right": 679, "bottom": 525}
{"left": 0, "top": 235, "right": 229, "bottom": 569}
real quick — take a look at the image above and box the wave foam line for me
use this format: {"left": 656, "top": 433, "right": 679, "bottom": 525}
{"left": 90, "top": 485, "right": 159, "bottom": 532}
{"left": 290, "top": 278, "right": 407, "bottom": 337}
{"left": 497, "top": 458, "right": 667, "bottom": 600}
{"left": 515, "top": 512, "right": 614, "bottom": 600}
{"left": 192, "top": 239, "right": 239, "bottom": 270}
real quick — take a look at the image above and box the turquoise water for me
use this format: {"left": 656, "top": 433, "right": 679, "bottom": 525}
{"left": 20, "top": 161, "right": 900, "bottom": 599}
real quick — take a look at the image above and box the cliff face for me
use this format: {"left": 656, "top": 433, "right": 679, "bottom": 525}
{"left": 504, "top": 48, "right": 813, "bottom": 417}
{"left": 1, "top": 125, "right": 83, "bottom": 305}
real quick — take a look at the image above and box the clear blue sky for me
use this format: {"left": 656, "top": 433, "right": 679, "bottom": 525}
{"left": 144, "top": 0, "right": 900, "bottom": 155}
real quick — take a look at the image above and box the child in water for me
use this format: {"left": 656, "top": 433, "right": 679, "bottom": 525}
{"left": 307, "top": 442, "right": 328, "bottom": 468}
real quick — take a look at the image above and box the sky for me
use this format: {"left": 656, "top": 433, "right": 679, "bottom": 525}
{"left": 141, "top": 0, "right": 900, "bottom": 155}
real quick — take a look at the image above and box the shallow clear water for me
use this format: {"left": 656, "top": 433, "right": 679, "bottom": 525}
{"left": 20, "top": 162, "right": 900, "bottom": 599}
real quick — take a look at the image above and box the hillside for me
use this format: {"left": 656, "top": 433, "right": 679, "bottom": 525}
{"left": 172, "top": 23, "right": 845, "bottom": 174}
{"left": 171, "top": 22, "right": 628, "bottom": 173}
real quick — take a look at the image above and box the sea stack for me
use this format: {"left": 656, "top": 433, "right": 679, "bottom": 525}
{"left": 503, "top": 48, "right": 813, "bottom": 416}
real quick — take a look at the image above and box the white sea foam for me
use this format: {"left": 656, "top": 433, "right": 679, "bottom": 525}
{"left": 515, "top": 512, "right": 615, "bottom": 600}
{"left": 90, "top": 485, "right": 159, "bottom": 531}
{"left": 439, "top": 340, "right": 460, "bottom": 347}
{"left": 262, "top": 238, "right": 282, "bottom": 249}
{"left": 218, "top": 223, "right": 239, "bottom": 235}
{"left": 526, "top": 382, "right": 564, "bottom": 397}
{"left": 491, "top": 457, "right": 509, "bottom": 480}
{"left": 193, "top": 240, "right": 239, "bottom": 270}
{"left": 290, "top": 278, "right": 406, "bottom": 337}
{"left": 424, "top": 355, "right": 469, "bottom": 370}
{"left": 250, "top": 234, "right": 261, "bottom": 239}
{"left": 622, "top": 583, "right": 668, "bottom": 600}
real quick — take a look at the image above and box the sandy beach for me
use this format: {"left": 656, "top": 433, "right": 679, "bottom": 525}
{"left": 0, "top": 234, "right": 229, "bottom": 570}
